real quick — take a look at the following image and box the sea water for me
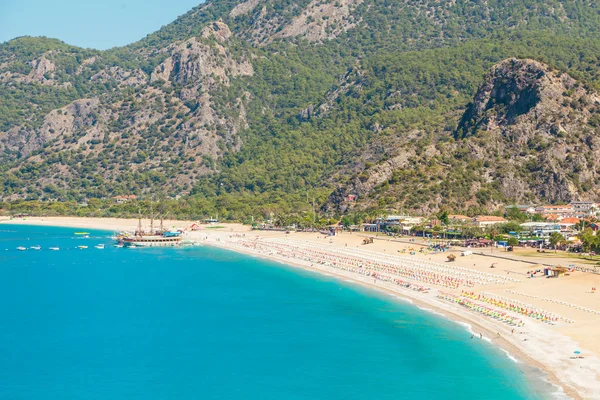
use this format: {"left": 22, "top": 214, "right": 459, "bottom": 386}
{"left": 0, "top": 225, "right": 555, "bottom": 399}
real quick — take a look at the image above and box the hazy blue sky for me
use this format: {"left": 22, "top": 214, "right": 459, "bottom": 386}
{"left": 0, "top": 0, "right": 204, "bottom": 49}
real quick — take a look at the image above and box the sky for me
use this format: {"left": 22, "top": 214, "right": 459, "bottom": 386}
{"left": 0, "top": 0, "right": 204, "bottom": 49}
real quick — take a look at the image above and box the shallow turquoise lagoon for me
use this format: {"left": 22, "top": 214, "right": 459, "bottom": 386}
{"left": 0, "top": 225, "right": 553, "bottom": 399}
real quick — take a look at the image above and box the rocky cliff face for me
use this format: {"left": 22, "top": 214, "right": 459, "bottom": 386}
{"left": 328, "top": 58, "right": 600, "bottom": 212}
{"left": 0, "top": 21, "right": 254, "bottom": 199}
{"left": 457, "top": 58, "right": 600, "bottom": 203}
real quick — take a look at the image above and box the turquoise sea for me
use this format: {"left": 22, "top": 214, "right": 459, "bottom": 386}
{"left": 0, "top": 224, "right": 556, "bottom": 399}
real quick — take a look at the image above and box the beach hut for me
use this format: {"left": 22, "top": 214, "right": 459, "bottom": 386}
{"left": 552, "top": 265, "right": 569, "bottom": 277}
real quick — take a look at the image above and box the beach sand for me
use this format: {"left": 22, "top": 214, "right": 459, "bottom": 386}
{"left": 3, "top": 216, "right": 600, "bottom": 399}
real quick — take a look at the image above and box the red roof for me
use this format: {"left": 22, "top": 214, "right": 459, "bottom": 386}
{"left": 475, "top": 216, "right": 507, "bottom": 222}
{"left": 560, "top": 217, "right": 581, "bottom": 224}
{"left": 545, "top": 214, "right": 560, "bottom": 221}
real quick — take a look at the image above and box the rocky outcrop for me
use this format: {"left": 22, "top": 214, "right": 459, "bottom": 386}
{"left": 90, "top": 67, "right": 147, "bottom": 86}
{"left": 27, "top": 56, "right": 56, "bottom": 84}
{"left": 0, "top": 98, "right": 103, "bottom": 158}
{"left": 273, "top": 0, "right": 363, "bottom": 42}
{"left": 457, "top": 58, "right": 600, "bottom": 203}
{"left": 230, "top": 0, "right": 261, "bottom": 18}
{"left": 151, "top": 23, "right": 253, "bottom": 87}
{"left": 327, "top": 151, "right": 415, "bottom": 213}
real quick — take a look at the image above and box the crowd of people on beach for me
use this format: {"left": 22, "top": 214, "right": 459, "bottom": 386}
{"left": 461, "top": 291, "right": 573, "bottom": 324}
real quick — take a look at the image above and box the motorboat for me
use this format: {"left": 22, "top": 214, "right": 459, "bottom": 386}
{"left": 49, "top": 247, "right": 60, "bottom": 251}
{"left": 78, "top": 245, "right": 88, "bottom": 249}
{"left": 30, "top": 245, "right": 41, "bottom": 250}
{"left": 94, "top": 244, "right": 105, "bottom": 249}
{"left": 17, "top": 246, "right": 26, "bottom": 251}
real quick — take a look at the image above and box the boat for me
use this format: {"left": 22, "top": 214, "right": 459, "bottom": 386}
{"left": 17, "top": 246, "right": 26, "bottom": 251}
{"left": 78, "top": 245, "right": 88, "bottom": 249}
{"left": 95, "top": 244, "right": 105, "bottom": 249}
{"left": 74, "top": 232, "right": 90, "bottom": 235}
{"left": 49, "top": 247, "right": 60, "bottom": 251}
{"left": 114, "top": 243, "right": 124, "bottom": 248}
{"left": 115, "top": 212, "right": 184, "bottom": 248}
{"left": 30, "top": 245, "right": 41, "bottom": 250}
{"left": 119, "top": 231, "right": 183, "bottom": 248}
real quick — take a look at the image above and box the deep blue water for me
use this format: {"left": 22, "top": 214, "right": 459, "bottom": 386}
{"left": 0, "top": 224, "right": 552, "bottom": 399}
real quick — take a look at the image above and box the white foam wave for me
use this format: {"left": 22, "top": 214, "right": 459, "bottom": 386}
{"left": 418, "top": 306, "right": 446, "bottom": 317}
{"left": 501, "top": 349, "right": 519, "bottom": 364}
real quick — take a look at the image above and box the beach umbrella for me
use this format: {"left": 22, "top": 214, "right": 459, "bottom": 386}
{"left": 574, "top": 350, "right": 581, "bottom": 355}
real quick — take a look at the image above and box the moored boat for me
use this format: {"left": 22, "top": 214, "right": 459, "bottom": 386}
{"left": 78, "top": 245, "right": 88, "bottom": 249}
{"left": 94, "top": 244, "right": 105, "bottom": 249}
{"left": 30, "top": 245, "right": 41, "bottom": 250}
{"left": 49, "top": 247, "right": 60, "bottom": 251}
{"left": 17, "top": 246, "right": 26, "bottom": 251}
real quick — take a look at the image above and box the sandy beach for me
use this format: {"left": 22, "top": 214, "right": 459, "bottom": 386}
{"left": 3, "top": 216, "right": 600, "bottom": 399}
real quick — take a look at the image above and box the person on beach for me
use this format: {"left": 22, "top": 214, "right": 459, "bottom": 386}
{"left": 480, "top": 333, "right": 483, "bottom": 339}
{"left": 471, "top": 335, "right": 474, "bottom": 339}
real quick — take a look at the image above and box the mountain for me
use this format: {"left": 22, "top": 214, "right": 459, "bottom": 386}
{"left": 2, "top": 0, "right": 600, "bottom": 218}
{"left": 328, "top": 58, "right": 600, "bottom": 215}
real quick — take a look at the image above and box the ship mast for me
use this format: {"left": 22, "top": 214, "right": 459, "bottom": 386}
{"left": 150, "top": 198, "right": 154, "bottom": 234}
{"left": 137, "top": 206, "right": 142, "bottom": 235}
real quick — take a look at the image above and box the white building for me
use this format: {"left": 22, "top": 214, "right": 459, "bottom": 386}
{"left": 570, "top": 201, "right": 599, "bottom": 218}
{"left": 520, "top": 222, "right": 562, "bottom": 238}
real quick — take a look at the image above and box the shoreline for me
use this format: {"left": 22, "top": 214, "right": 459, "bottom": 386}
{"left": 4, "top": 217, "right": 600, "bottom": 399}
{"left": 205, "top": 239, "right": 571, "bottom": 400}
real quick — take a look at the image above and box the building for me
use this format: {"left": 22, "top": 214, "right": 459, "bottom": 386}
{"left": 113, "top": 195, "right": 137, "bottom": 204}
{"left": 570, "top": 201, "right": 599, "bottom": 218}
{"left": 473, "top": 216, "right": 508, "bottom": 228}
{"left": 505, "top": 205, "right": 536, "bottom": 214}
{"left": 559, "top": 217, "right": 581, "bottom": 231}
{"left": 535, "top": 205, "right": 574, "bottom": 218}
{"left": 520, "top": 222, "right": 562, "bottom": 238}
{"left": 372, "top": 215, "right": 424, "bottom": 232}
{"left": 545, "top": 214, "right": 560, "bottom": 222}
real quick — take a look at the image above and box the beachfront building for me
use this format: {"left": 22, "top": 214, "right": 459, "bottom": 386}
{"left": 371, "top": 215, "right": 424, "bottom": 233}
{"left": 520, "top": 222, "right": 562, "bottom": 238}
{"left": 361, "top": 223, "right": 379, "bottom": 232}
{"left": 472, "top": 216, "right": 508, "bottom": 228}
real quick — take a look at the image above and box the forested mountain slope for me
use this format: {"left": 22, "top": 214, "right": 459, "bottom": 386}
{"left": 2, "top": 0, "right": 600, "bottom": 217}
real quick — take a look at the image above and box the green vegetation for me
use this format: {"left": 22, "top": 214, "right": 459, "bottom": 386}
{"left": 3, "top": 0, "right": 600, "bottom": 219}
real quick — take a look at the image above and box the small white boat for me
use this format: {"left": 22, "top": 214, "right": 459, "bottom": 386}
{"left": 30, "top": 245, "right": 41, "bottom": 250}
{"left": 17, "top": 246, "right": 27, "bottom": 251}
{"left": 78, "top": 245, "right": 88, "bottom": 249}
{"left": 114, "top": 244, "right": 124, "bottom": 248}
{"left": 127, "top": 244, "right": 137, "bottom": 249}
{"left": 94, "top": 244, "right": 105, "bottom": 249}
{"left": 49, "top": 247, "right": 60, "bottom": 251}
